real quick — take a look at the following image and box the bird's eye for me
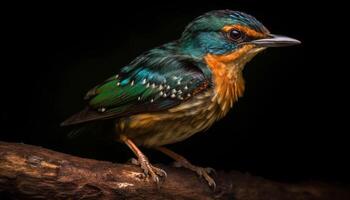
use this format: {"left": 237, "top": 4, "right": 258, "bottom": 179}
{"left": 227, "top": 29, "right": 243, "bottom": 41}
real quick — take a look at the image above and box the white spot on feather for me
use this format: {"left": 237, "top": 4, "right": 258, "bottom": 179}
{"left": 98, "top": 108, "right": 106, "bottom": 112}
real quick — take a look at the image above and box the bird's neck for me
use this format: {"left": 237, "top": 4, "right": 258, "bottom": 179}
{"left": 204, "top": 45, "right": 264, "bottom": 117}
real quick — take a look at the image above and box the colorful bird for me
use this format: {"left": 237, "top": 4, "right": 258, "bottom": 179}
{"left": 61, "top": 10, "right": 300, "bottom": 189}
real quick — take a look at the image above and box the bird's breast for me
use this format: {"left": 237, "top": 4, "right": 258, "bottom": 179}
{"left": 116, "top": 89, "right": 226, "bottom": 147}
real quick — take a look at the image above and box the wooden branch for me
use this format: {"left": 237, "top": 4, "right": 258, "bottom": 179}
{"left": 0, "top": 141, "right": 349, "bottom": 200}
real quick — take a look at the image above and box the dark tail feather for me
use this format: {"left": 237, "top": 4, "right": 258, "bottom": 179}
{"left": 61, "top": 107, "right": 117, "bottom": 140}
{"left": 65, "top": 120, "right": 116, "bottom": 139}
{"left": 61, "top": 107, "right": 116, "bottom": 126}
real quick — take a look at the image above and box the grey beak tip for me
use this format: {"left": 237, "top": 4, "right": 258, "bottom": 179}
{"left": 252, "top": 34, "right": 301, "bottom": 47}
{"left": 294, "top": 39, "right": 302, "bottom": 44}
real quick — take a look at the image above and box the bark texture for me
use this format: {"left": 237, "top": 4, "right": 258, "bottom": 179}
{"left": 0, "top": 141, "right": 349, "bottom": 200}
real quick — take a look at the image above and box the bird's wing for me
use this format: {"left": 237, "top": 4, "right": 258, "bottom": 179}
{"left": 61, "top": 51, "right": 212, "bottom": 126}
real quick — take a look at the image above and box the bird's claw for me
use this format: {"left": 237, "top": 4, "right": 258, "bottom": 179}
{"left": 204, "top": 167, "right": 216, "bottom": 175}
{"left": 130, "top": 157, "right": 167, "bottom": 186}
{"left": 173, "top": 161, "right": 216, "bottom": 190}
{"left": 195, "top": 167, "right": 216, "bottom": 190}
{"left": 153, "top": 166, "right": 167, "bottom": 178}
{"left": 130, "top": 157, "right": 139, "bottom": 165}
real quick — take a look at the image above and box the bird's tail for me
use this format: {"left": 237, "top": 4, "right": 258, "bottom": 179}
{"left": 63, "top": 120, "right": 116, "bottom": 140}
{"left": 61, "top": 107, "right": 117, "bottom": 126}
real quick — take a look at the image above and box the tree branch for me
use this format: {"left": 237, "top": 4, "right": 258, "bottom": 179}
{"left": 0, "top": 141, "right": 348, "bottom": 200}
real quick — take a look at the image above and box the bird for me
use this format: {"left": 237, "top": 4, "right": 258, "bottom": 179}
{"left": 61, "top": 10, "right": 300, "bottom": 189}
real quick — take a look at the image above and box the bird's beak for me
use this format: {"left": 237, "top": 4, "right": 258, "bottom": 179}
{"left": 251, "top": 34, "right": 301, "bottom": 47}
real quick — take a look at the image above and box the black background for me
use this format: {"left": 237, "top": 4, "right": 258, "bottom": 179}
{"left": 2, "top": 1, "right": 348, "bottom": 184}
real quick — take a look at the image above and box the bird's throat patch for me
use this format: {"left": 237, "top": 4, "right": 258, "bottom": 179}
{"left": 204, "top": 45, "right": 256, "bottom": 115}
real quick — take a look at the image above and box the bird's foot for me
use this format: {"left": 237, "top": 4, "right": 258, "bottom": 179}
{"left": 173, "top": 160, "right": 216, "bottom": 190}
{"left": 130, "top": 157, "right": 167, "bottom": 186}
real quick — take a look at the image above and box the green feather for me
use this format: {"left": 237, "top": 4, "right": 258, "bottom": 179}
{"left": 62, "top": 42, "right": 212, "bottom": 126}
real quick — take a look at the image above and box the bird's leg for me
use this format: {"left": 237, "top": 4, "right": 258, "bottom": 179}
{"left": 120, "top": 135, "right": 167, "bottom": 185}
{"left": 155, "top": 146, "right": 216, "bottom": 189}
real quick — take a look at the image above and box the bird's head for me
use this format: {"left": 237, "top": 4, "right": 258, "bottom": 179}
{"left": 180, "top": 10, "right": 300, "bottom": 69}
